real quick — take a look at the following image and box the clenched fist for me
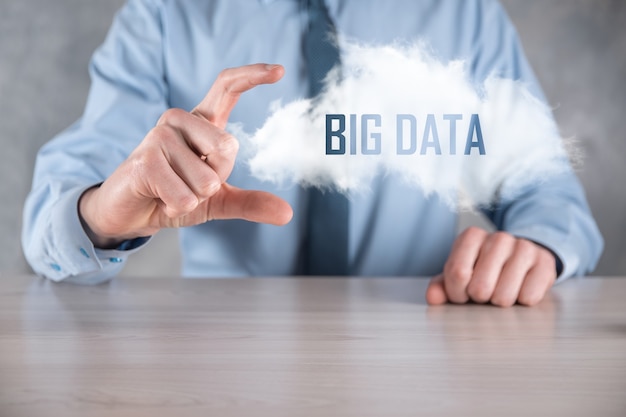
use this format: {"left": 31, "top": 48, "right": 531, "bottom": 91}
{"left": 427, "top": 227, "right": 558, "bottom": 307}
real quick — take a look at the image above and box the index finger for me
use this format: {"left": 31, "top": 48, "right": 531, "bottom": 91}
{"left": 443, "top": 227, "right": 488, "bottom": 303}
{"left": 193, "top": 64, "right": 285, "bottom": 129}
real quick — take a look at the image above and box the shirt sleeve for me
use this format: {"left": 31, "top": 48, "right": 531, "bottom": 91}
{"left": 472, "top": 0, "right": 603, "bottom": 280}
{"left": 22, "top": 0, "right": 168, "bottom": 283}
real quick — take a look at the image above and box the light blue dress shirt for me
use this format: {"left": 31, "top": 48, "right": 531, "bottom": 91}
{"left": 22, "top": 0, "right": 603, "bottom": 284}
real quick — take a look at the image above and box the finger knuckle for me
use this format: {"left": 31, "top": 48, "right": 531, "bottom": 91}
{"left": 462, "top": 226, "right": 487, "bottom": 241}
{"left": 216, "top": 69, "right": 234, "bottom": 90}
{"left": 490, "top": 231, "right": 514, "bottom": 247}
{"left": 537, "top": 249, "right": 557, "bottom": 269}
{"left": 158, "top": 108, "right": 186, "bottom": 126}
{"left": 517, "top": 291, "right": 542, "bottom": 307}
{"left": 181, "top": 194, "right": 200, "bottom": 212}
{"left": 490, "top": 294, "right": 515, "bottom": 308}
{"left": 444, "top": 261, "right": 472, "bottom": 285}
{"left": 459, "top": 226, "right": 488, "bottom": 241}
{"left": 197, "top": 177, "right": 220, "bottom": 199}
{"left": 448, "top": 294, "right": 469, "bottom": 305}
{"left": 147, "top": 124, "right": 176, "bottom": 146}
{"left": 129, "top": 147, "right": 159, "bottom": 179}
{"left": 515, "top": 239, "right": 538, "bottom": 260}
{"left": 467, "top": 281, "right": 492, "bottom": 303}
{"left": 217, "top": 132, "right": 239, "bottom": 155}
{"left": 169, "top": 194, "right": 198, "bottom": 218}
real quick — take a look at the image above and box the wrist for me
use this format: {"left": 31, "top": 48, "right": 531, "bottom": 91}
{"left": 78, "top": 185, "right": 127, "bottom": 249}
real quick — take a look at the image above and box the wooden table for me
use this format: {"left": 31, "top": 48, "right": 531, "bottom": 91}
{"left": 0, "top": 275, "right": 625, "bottom": 417}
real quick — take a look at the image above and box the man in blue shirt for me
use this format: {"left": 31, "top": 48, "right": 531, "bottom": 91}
{"left": 22, "top": 0, "right": 603, "bottom": 307}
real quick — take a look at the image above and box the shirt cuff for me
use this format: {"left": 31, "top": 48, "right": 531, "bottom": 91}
{"left": 43, "top": 185, "right": 151, "bottom": 284}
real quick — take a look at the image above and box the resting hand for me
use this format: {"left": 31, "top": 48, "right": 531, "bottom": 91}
{"left": 426, "top": 227, "right": 558, "bottom": 307}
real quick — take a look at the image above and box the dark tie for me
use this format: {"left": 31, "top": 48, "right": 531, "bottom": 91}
{"left": 303, "top": 0, "right": 349, "bottom": 275}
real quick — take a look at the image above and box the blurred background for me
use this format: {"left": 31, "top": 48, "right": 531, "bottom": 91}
{"left": 1, "top": 0, "right": 624, "bottom": 277}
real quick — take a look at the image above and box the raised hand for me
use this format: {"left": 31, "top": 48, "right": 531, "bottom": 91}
{"left": 79, "top": 64, "right": 293, "bottom": 248}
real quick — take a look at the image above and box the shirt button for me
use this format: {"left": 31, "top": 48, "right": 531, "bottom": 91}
{"left": 79, "top": 248, "right": 90, "bottom": 258}
{"left": 109, "top": 257, "right": 123, "bottom": 263}
{"left": 50, "top": 263, "right": 62, "bottom": 272}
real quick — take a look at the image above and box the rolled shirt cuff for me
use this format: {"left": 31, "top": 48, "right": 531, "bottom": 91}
{"left": 43, "top": 185, "right": 151, "bottom": 284}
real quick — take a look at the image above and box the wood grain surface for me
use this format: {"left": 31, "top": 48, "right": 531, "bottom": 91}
{"left": 0, "top": 275, "right": 625, "bottom": 417}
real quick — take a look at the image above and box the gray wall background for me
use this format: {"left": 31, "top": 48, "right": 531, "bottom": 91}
{"left": 1, "top": 0, "right": 624, "bottom": 276}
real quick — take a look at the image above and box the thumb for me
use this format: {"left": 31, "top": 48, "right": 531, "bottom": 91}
{"left": 208, "top": 183, "right": 293, "bottom": 226}
{"left": 426, "top": 274, "right": 449, "bottom": 305}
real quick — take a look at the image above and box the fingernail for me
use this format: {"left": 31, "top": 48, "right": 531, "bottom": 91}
{"left": 265, "top": 64, "right": 280, "bottom": 71}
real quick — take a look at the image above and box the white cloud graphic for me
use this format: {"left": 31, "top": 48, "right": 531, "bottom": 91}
{"left": 239, "top": 40, "right": 572, "bottom": 209}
